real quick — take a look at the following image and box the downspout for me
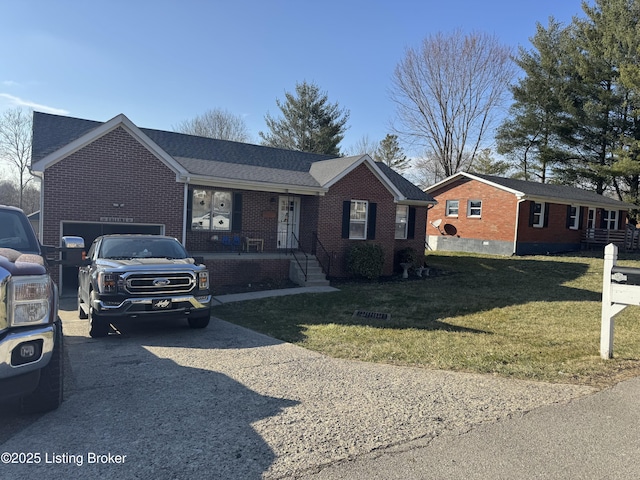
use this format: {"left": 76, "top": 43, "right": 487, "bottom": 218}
{"left": 182, "top": 179, "right": 190, "bottom": 245}
{"left": 514, "top": 197, "right": 525, "bottom": 255}
{"left": 33, "top": 170, "right": 45, "bottom": 241}
{"left": 426, "top": 203, "right": 436, "bottom": 251}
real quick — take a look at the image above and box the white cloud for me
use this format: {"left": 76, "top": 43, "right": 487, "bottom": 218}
{"left": 0, "top": 93, "right": 69, "bottom": 115}
{"left": 2, "top": 80, "right": 20, "bottom": 87}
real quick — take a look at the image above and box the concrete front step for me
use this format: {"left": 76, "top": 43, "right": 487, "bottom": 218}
{"left": 289, "top": 257, "right": 330, "bottom": 287}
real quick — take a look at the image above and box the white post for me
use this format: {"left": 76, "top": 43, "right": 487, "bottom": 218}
{"left": 601, "top": 244, "right": 617, "bottom": 359}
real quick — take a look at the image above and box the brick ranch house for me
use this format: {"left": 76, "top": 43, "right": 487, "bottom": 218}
{"left": 424, "top": 172, "right": 635, "bottom": 256}
{"left": 30, "top": 112, "right": 435, "bottom": 292}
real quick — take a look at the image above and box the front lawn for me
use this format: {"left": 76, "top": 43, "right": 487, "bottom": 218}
{"left": 213, "top": 251, "right": 640, "bottom": 388}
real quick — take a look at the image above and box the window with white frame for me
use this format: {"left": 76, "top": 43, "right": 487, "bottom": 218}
{"left": 349, "top": 200, "right": 368, "bottom": 239}
{"left": 395, "top": 205, "right": 409, "bottom": 239}
{"left": 467, "top": 200, "right": 482, "bottom": 218}
{"left": 532, "top": 202, "right": 545, "bottom": 228}
{"left": 603, "top": 209, "right": 618, "bottom": 230}
{"left": 446, "top": 200, "right": 459, "bottom": 217}
{"left": 191, "top": 189, "right": 232, "bottom": 231}
{"left": 568, "top": 205, "right": 579, "bottom": 230}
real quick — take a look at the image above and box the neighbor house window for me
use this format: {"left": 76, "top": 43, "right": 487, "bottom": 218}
{"left": 191, "top": 189, "right": 232, "bottom": 231}
{"left": 567, "top": 205, "right": 579, "bottom": 230}
{"left": 446, "top": 200, "right": 459, "bottom": 217}
{"left": 532, "top": 202, "right": 545, "bottom": 228}
{"left": 603, "top": 209, "right": 618, "bottom": 230}
{"left": 349, "top": 200, "right": 368, "bottom": 239}
{"left": 395, "top": 205, "right": 409, "bottom": 239}
{"left": 467, "top": 200, "right": 482, "bottom": 218}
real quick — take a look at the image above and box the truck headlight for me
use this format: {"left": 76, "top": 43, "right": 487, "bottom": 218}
{"left": 98, "top": 272, "right": 119, "bottom": 293}
{"left": 8, "top": 275, "right": 51, "bottom": 326}
{"left": 198, "top": 271, "right": 209, "bottom": 290}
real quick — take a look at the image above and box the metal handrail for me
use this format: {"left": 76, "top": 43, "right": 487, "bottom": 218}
{"left": 312, "top": 232, "right": 331, "bottom": 277}
{"left": 289, "top": 231, "right": 308, "bottom": 281}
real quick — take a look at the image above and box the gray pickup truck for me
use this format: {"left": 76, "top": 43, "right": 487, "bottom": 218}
{"left": 0, "top": 205, "right": 65, "bottom": 412}
{"left": 78, "top": 235, "right": 212, "bottom": 338}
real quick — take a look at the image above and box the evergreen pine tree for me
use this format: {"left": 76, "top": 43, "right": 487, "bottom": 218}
{"left": 259, "top": 81, "right": 350, "bottom": 156}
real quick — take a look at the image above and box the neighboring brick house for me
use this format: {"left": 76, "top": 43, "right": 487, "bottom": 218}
{"left": 30, "top": 112, "right": 435, "bottom": 291}
{"left": 424, "top": 172, "right": 635, "bottom": 255}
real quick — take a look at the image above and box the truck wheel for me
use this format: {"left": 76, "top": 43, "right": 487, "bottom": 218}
{"left": 89, "top": 312, "right": 110, "bottom": 338}
{"left": 88, "top": 291, "right": 110, "bottom": 338}
{"left": 78, "top": 288, "right": 88, "bottom": 319}
{"left": 21, "top": 321, "right": 64, "bottom": 413}
{"left": 188, "top": 315, "right": 210, "bottom": 329}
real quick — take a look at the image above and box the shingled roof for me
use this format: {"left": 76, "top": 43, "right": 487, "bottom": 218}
{"left": 426, "top": 172, "right": 633, "bottom": 209}
{"left": 31, "top": 112, "right": 435, "bottom": 204}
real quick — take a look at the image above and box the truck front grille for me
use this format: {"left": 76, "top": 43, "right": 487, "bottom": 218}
{"left": 123, "top": 272, "right": 196, "bottom": 295}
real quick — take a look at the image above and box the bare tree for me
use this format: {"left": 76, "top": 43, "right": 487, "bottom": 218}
{"left": 344, "top": 134, "right": 380, "bottom": 157}
{"left": 390, "top": 30, "right": 515, "bottom": 177}
{"left": 0, "top": 107, "right": 34, "bottom": 209}
{"left": 174, "top": 108, "right": 251, "bottom": 143}
{"left": 407, "top": 152, "right": 449, "bottom": 189}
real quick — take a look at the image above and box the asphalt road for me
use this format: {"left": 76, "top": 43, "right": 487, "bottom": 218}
{"left": 1, "top": 295, "right": 632, "bottom": 479}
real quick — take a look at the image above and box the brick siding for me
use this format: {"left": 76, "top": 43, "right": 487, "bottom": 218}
{"left": 43, "top": 129, "right": 429, "bottom": 287}
{"left": 428, "top": 178, "right": 518, "bottom": 242}
{"left": 43, "top": 126, "right": 184, "bottom": 285}
{"left": 429, "top": 177, "right": 628, "bottom": 252}
{"left": 315, "top": 163, "right": 427, "bottom": 278}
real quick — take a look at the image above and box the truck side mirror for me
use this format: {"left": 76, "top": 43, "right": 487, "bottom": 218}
{"left": 61, "top": 236, "right": 85, "bottom": 249}
{"left": 60, "top": 236, "right": 89, "bottom": 266}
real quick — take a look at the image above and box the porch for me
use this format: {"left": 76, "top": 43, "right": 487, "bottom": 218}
{"left": 581, "top": 227, "right": 640, "bottom": 251}
{"left": 191, "top": 230, "right": 332, "bottom": 290}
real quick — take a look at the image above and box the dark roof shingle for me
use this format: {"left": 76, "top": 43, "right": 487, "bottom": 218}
{"left": 31, "top": 112, "right": 435, "bottom": 203}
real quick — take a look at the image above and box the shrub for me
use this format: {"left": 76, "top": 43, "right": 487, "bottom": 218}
{"left": 347, "top": 243, "right": 385, "bottom": 280}
{"left": 396, "top": 247, "right": 418, "bottom": 269}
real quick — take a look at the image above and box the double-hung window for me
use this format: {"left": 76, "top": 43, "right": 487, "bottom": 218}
{"left": 532, "top": 202, "right": 545, "bottom": 228}
{"left": 603, "top": 210, "right": 618, "bottom": 230}
{"left": 349, "top": 200, "right": 368, "bottom": 239}
{"left": 467, "top": 200, "right": 482, "bottom": 218}
{"left": 446, "top": 200, "right": 459, "bottom": 217}
{"left": 191, "top": 189, "right": 232, "bottom": 231}
{"left": 395, "top": 205, "right": 409, "bottom": 239}
{"left": 567, "top": 205, "right": 579, "bottom": 230}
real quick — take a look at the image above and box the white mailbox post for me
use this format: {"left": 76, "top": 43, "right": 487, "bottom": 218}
{"left": 601, "top": 243, "right": 640, "bottom": 359}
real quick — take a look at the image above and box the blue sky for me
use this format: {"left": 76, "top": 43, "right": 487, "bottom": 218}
{"left": 1, "top": 0, "right": 587, "bottom": 154}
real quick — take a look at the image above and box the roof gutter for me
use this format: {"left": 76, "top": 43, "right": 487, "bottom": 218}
{"left": 396, "top": 199, "right": 438, "bottom": 207}
{"left": 182, "top": 179, "right": 190, "bottom": 245}
{"left": 519, "top": 194, "right": 633, "bottom": 210}
{"left": 177, "top": 174, "right": 327, "bottom": 196}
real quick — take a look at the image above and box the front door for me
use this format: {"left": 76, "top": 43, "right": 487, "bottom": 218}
{"left": 277, "top": 196, "right": 300, "bottom": 249}
{"left": 587, "top": 208, "right": 596, "bottom": 238}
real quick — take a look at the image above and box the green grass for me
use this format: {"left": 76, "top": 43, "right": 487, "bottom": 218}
{"left": 213, "top": 251, "right": 640, "bottom": 388}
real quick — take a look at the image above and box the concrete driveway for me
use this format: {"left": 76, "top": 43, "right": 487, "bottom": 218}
{"left": 1, "top": 297, "right": 594, "bottom": 479}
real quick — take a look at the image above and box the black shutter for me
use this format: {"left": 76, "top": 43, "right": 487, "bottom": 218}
{"left": 187, "top": 189, "right": 194, "bottom": 231}
{"left": 232, "top": 193, "right": 242, "bottom": 232}
{"left": 407, "top": 207, "right": 416, "bottom": 239}
{"left": 342, "top": 201, "right": 351, "bottom": 238}
{"left": 566, "top": 205, "right": 572, "bottom": 229}
{"left": 543, "top": 203, "right": 550, "bottom": 228}
{"left": 529, "top": 202, "right": 535, "bottom": 227}
{"left": 619, "top": 210, "right": 625, "bottom": 230}
{"left": 367, "top": 202, "right": 377, "bottom": 240}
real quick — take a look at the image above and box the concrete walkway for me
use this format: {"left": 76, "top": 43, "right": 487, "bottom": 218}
{"left": 212, "top": 285, "right": 339, "bottom": 304}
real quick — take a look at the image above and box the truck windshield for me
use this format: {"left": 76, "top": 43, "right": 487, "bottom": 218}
{"left": 99, "top": 237, "right": 188, "bottom": 260}
{"left": 0, "top": 210, "right": 40, "bottom": 253}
